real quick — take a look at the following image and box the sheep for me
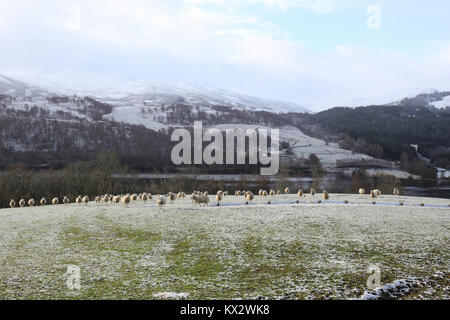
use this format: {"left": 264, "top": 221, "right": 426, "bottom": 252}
{"left": 40, "top": 197, "right": 47, "bottom": 206}
{"left": 359, "top": 188, "right": 365, "bottom": 195}
{"left": 258, "top": 189, "right": 263, "bottom": 196}
{"left": 197, "top": 195, "right": 210, "bottom": 207}
{"left": 374, "top": 189, "right": 381, "bottom": 196}
{"left": 140, "top": 193, "right": 148, "bottom": 201}
{"left": 112, "top": 195, "right": 120, "bottom": 204}
{"left": 157, "top": 195, "right": 166, "bottom": 207}
{"left": 19, "top": 199, "right": 26, "bottom": 207}
{"left": 310, "top": 188, "right": 316, "bottom": 196}
{"left": 52, "top": 197, "right": 59, "bottom": 205}
{"left": 235, "top": 190, "right": 241, "bottom": 196}
{"left": 130, "top": 194, "right": 138, "bottom": 201}
{"left": 276, "top": 190, "right": 281, "bottom": 195}
{"left": 297, "top": 189, "right": 303, "bottom": 197}
{"left": 262, "top": 190, "right": 268, "bottom": 196}
{"left": 9, "top": 200, "right": 16, "bottom": 208}
{"left": 121, "top": 195, "right": 130, "bottom": 206}
{"left": 284, "top": 187, "right": 290, "bottom": 194}
{"left": 223, "top": 191, "right": 228, "bottom": 196}
{"left": 245, "top": 191, "right": 254, "bottom": 203}
{"left": 147, "top": 193, "right": 153, "bottom": 200}
{"left": 75, "top": 196, "right": 82, "bottom": 204}
{"left": 203, "top": 191, "right": 209, "bottom": 196}
{"left": 269, "top": 189, "right": 275, "bottom": 196}
{"left": 168, "top": 192, "right": 176, "bottom": 202}
{"left": 95, "top": 196, "right": 101, "bottom": 203}
{"left": 28, "top": 198, "right": 35, "bottom": 207}
{"left": 393, "top": 188, "right": 400, "bottom": 196}
{"left": 216, "top": 193, "right": 223, "bottom": 205}
{"left": 323, "top": 191, "right": 329, "bottom": 201}
{"left": 191, "top": 194, "right": 210, "bottom": 207}
{"left": 82, "top": 196, "right": 89, "bottom": 205}
{"left": 370, "top": 190, "right": 377, "bottom": 199}
{"left": 101, "top": 195, "right": 109, "bottom": 203}
{"left": 63, "top": 196, "right": 70, "bottom": 204}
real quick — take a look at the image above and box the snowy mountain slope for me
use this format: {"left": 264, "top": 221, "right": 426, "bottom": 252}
{"left": 344, "top": 87, "right": 450, "bottom": 107}
{"left": 0, "top": 74, "right": 53, "bottom": 97}
{"left": 0, "top": 71, "right": 311, "bottom": 114}
{"left": 432, "top": 95, "right": 450, "bottom": 108}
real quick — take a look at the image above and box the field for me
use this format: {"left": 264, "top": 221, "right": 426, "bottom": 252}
{"left": 0, "top": 193, "right": 448, "bottom": 300}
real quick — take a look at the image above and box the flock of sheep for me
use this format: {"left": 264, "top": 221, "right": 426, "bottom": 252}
{"left": 7, "top": 187, "right": 402, "bottom": 209}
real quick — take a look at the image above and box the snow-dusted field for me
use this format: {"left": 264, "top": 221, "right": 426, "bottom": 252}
{"left": 0, "top": 194, "right": 448, "bottom": 300}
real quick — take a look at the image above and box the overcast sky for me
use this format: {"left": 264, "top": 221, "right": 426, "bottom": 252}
{"left": 1, "top": 0, "right": 449, "bottom": 110}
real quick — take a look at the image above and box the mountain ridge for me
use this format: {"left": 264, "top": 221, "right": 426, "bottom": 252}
{"left": 0, "top": 72, "right": 312, "bottom": 114}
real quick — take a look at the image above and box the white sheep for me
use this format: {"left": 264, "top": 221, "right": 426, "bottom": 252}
{"left": 101, "top": 195, "right": 109, "bottom": 203}
{"left": 197, "top": 195, "right": 210, "bottom": 207}
{"left": 82, "top": 196, "right": 89, "bottom": 205}
{"left": 359, "top": 188, "right": 365, "bottom": 195}
{"left": 297, "top": 189, "right": 303, "bottom": 197}
{"left": 285, "top": 187, "right": 290, "bottom": 194}
{"left": 216, "top": 193, "right": 223, "bottom": 205}
{"left": 28, "top": 198, "right": 35, "bottom": 207}
{"left": 245, "top": 191, "right": 254, "bottom": 202}
{"left": 63, "top": 196, "right": 70, "bottom": 204}
{"left": 19, "top": 199, "right": 26, "bottom": 207}
{"left": 52, "top": 197, "right": 59, "bottom": 205}
{"left": 122, "top": 195, "right": 130, "bottom": 206}
{"left": 269, "top": 189, "right": 275, "bottom": 196}
{"left": 40, "top": 197, "right": 47, "bottom": 206}
{"left": 9, "top": 199, "right": 16, "bottom": 208}
{"left": 75, "top": 196, "right": 82, "bottom": 204}
{"left": 310, "top": 188, "right": 316, "bottom": 196}
{"left": 157, "top": 195, "right": 166, "bottom": 207}
{"left": 393, "top": 188, "right": 400, "bottom": 196}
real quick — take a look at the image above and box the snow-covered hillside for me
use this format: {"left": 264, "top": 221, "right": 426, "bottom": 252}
{"left": 344, "top": 87, "right": 450, "bottom": 108}
{"left": 432, "top": 95, "right": 450, "bottom": 108}
{"left": 213, "top": 124, "right": 377, "bottom": 169}
{"left": 0, "top": 72, "right": 311, "bottom": 114}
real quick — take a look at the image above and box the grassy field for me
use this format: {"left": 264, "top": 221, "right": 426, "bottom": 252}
{"left": 0, "top": 193, "right": 448, "bottom": 300}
